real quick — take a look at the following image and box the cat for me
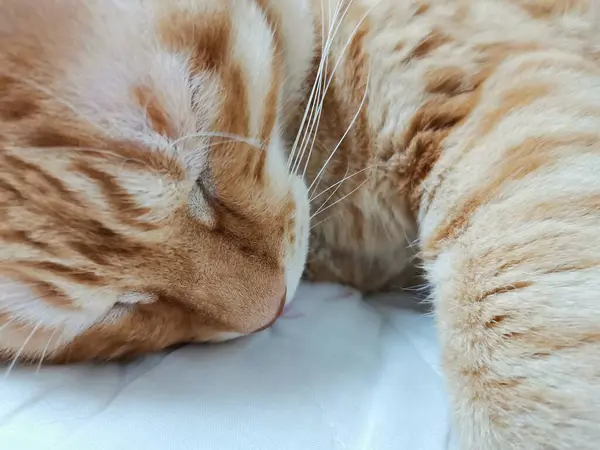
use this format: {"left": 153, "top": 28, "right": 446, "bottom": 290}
{"left": 299, "top": 1, "right": 600, "bottom": 449}
{"left": 1, "top": 0, "right": 599, "bottom": 449}
{"left": 0, "top": 0, "right": 312, "bottom": 362}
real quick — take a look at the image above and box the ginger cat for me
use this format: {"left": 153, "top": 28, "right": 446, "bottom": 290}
{"left": 1, "top": 0, "right": 599, "bottom": 448}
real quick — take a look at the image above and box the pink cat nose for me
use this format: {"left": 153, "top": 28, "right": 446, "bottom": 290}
{"left": 254, "top": 288, "right": 287, "bottom": 333}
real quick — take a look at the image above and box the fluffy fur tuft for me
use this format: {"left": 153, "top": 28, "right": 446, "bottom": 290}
{"left": 1, "top": 0, "right": 600, "bottom": 448}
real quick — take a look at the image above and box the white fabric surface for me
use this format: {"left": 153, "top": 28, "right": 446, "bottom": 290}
{"left": 0, "top": 283, "right": 455, "bottom": 450}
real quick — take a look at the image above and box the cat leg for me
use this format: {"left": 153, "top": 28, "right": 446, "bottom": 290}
{"left": 423, "top": 216, "right": 600, "bottom": 449}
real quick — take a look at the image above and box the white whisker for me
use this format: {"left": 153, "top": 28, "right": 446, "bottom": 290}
{"left": 191, "top": 138, "right": 244, "bottom": 152}
{"left": 36, "top": 327, "right": 61, "bottom": 374}
{"left": 288, "top": 0, "right": 345, "bottom": 173}
{"left": 288, "top": 51, "right": 327, "bottom": 170}
{"left": 301, "top": 0, "right": 381, "bottom": 187}
{"left": 168, "top": 132, "right": 263, "bottom": 151}
{"left": 310, "top": 178, "right": 369, "bottom": 220}
{"left": 293, "top": 0, "right": 355, "bottom": 176}
{"left": 310, "top": 165, "right": 375, "bottom": 202}
{"left": 312, "top": 162, "right": 349, "bottom": 202}
{"left": 311, "top": 174, "right": 367, "bottom": 219}
{"left": 292, "top": 61, "right": 326, "bottom": 175}
{"left": 288, "top": 38, "right": 330, "bottom": 172}
{"left": 321, "top": 0, "right": 383, "bottom": 101}
{"left": 308, "top": 70, "right": 370, "bottom": 195}
{"left": 310, "top": 166, "right": 350, "bottom": 218}
{"left": 4, "top": 321, "right": 42, "bottom": 379}
{"left": 321, "top": 0, "right": 327, "bottom": 50}
{"left": 310, "top": 214, "right": 337, "bottom": 231}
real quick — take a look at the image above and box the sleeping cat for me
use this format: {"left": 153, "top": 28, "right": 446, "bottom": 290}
{"left": 1, "top": 0, "right": 599, "bottom": 448}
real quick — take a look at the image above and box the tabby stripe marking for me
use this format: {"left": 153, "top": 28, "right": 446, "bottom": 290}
{"left": 424, "top": 134, "right": 600, "bottom": 255}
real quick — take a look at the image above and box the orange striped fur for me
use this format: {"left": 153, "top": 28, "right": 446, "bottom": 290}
{"left": 2, "top": 0, "right": 600, "bottom": 447}
{"left": 0, "top": 0, "right": 311, "bottom": 362}
{"left": 296, "top": 1, "right": 600, "bottom": 448}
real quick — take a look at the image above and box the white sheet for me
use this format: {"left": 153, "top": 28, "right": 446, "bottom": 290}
{"left": 0, "top": 283, "right": 455, "bottom": 450}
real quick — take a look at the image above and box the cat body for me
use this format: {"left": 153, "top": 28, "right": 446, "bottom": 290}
{"left": 1, "top": 0, "right": 600, "bottom": 448}
{"left": 300, "top": 1, "right": 600, "bottom": 448}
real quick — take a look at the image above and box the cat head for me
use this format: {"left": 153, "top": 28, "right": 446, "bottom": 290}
{"left": 0, "top": 0, "right": 315, "bottom": 362}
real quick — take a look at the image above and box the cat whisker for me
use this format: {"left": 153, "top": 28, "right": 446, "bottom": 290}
{"left": 310, "top": 165, "right": 376, "bottom": 202}
{"left": 293, "top": 0, "right": 362, "bottom": 176}
{"left": 408, "top": 236, "right": 422, "bottom": 249}
{"left": 287, "top": 55, "right": 326, "bottom": 172}
{"left": 320, "top": 0, "right": 327, "bottom": 49}
{"left": 310, "top": 212, "right": 340, "bottom": 231}
{"left": 36, "top": 327, "right": 61, "bottom": 373}
{"left": 292, "top": 56, "right": 327, "bottom": 176}
{"left": 308, "top": 70, "right": 371, "bottom": 195}
{"left": 288, "top": 12, "right": 335, "bottom": 173}
{"left": 402, "top": 283, "right": 430, "bottom": 293}
{"left": 289, "top": 0, "right": 347, "bottom": 173}
{"left": 311, "top": 182, "right": 346, "bottom": 219}
{"left": 296, "top": 43, "right": 336, "bottom": 177}
{"left": 294, "top": 0, "right": 381, "bottom": 185}
{"left": 310, "top": 178, "right": 369, "bottom": 220}
{"left": 312, "top": 163, "right": 350, "bottom": 206}
{"left": 298, "top": 0, "right": 382, "bottom": 182}
{"left": 4, "top": 321, "right": 42, "bottom": 379}
{"left": 168, "top": 131, "right": 263, "bottom": 152}
{"left": 310, "top": 165, "right": 378, "bottom": 220}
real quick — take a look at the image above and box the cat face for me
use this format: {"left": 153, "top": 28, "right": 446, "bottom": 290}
{"left": 0, "top": 0, "right": 313, "bottom": 362}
